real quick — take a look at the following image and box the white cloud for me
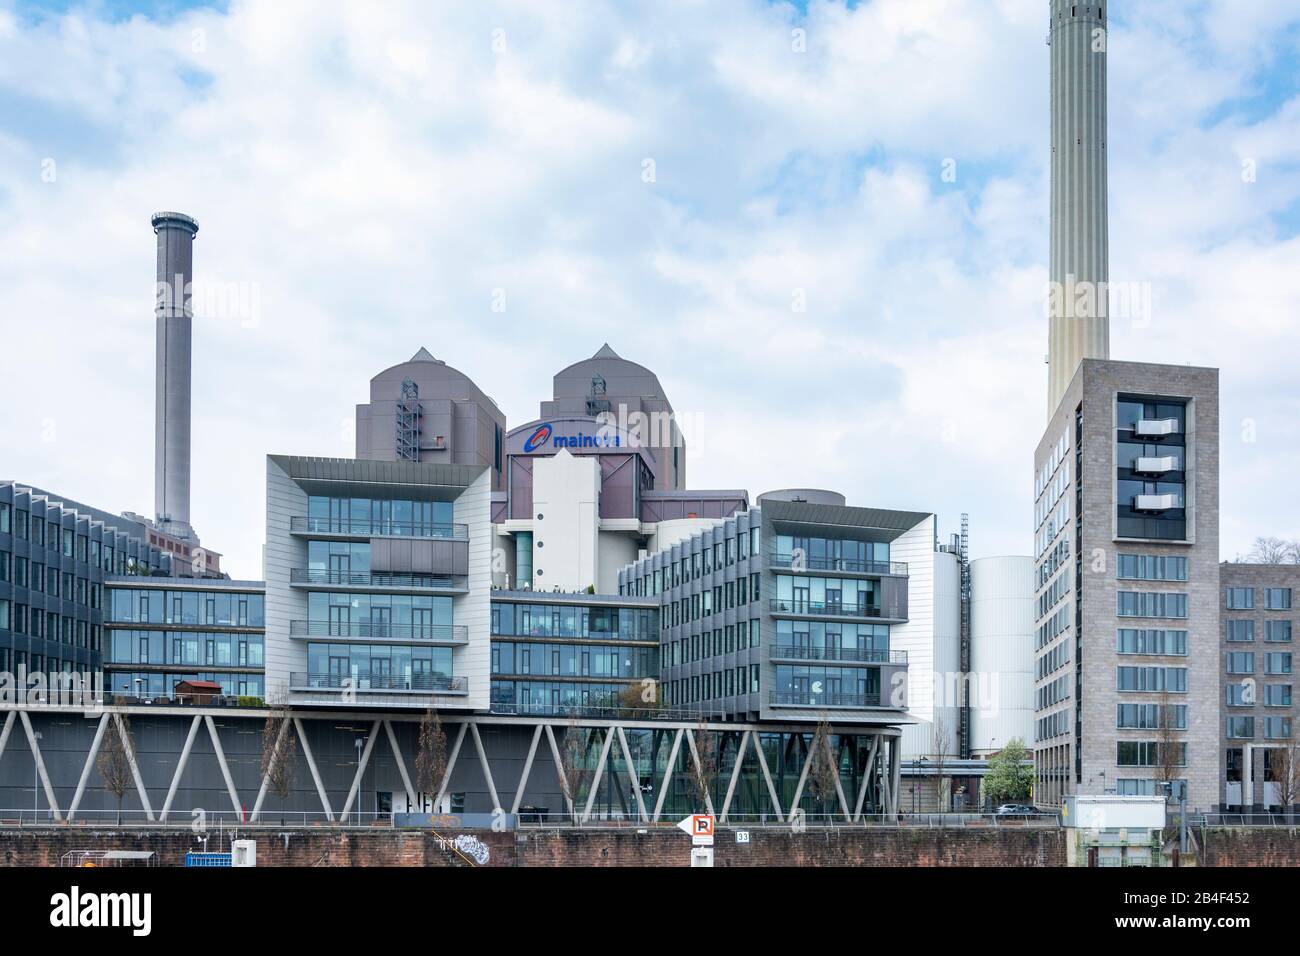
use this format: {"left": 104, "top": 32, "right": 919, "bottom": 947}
{"left": 0, "top": 0, "right": 1298, "bottom": 577}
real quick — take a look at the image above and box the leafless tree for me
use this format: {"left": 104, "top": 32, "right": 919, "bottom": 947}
{"left": 559, "top": 719, "right": 594, "bottom": 822}
{"left": 689, "top": 719, "right": 718, "bottom": 812}
{"left": 930, "top": 716, "right": 951, "bottom": 813}
{"left": 1155, "top": 689, "right": 1181, "bottom": 792}
{"left": 1243, "top": 537, "right": 1300, "bottom": 564}
{"left": 97, "top": 715, "right": 134, "bottom": 825}
{"left": 1270, "top": 740, "right": 1300, "bottom": 820}
{"left": 807, "top": 713, "right": 840, "bottom": 813}
{"left": 414, "top": 707, "right": 448, "bottom": 813}
{"left": 260, "top": 701, "right": 297, "bottom": 824}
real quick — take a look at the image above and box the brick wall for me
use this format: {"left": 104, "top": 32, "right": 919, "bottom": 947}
{"left": 1199, "top": 827, "right": 1300, "bottom": 866}
{"left": 516, "top": 827, "right": 1066, "bottom": 867}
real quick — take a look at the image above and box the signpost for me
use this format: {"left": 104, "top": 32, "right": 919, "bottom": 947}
{"left": 678, "top": 814, "right": 715, "bottom": 866}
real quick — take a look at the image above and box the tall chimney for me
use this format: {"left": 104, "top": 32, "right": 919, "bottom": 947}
{"left": 152, "top": 211, "right": 199, "bottom": 540}
{"left": 1047, "top": 0, "right": 1109, "bottom": 413}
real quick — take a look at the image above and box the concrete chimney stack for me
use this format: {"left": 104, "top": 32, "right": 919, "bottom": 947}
{"left": 152, "top": 211, "right": 199, "bottom": 540}
{"left": 1047, "top": 0, "right": 1109, "bottom": 413}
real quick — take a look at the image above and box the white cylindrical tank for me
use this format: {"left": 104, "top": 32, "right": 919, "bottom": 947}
{"left": 970, "top": 556, "right": 1034, "bottom": 757}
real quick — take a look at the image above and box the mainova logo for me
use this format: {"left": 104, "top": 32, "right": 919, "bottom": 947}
{"left": 522, "top": 423, "right": 553, "bottom": 453}
{"left": 49, "top": 887, "right": 152, "bottom": 936}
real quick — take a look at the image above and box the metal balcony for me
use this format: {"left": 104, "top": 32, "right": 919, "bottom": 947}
{"left": 1133, "top": 494, "right": 1180, "bottom": 512}
{"left": 288, "top": 569, "right": 466, "bottom": 592}
{"left": 769, "top": 599, "right": 888, "bottom": 620}
{"left": 289, "top": 621, "right": 468, "bottom": 644}
{"left": 768, "top": 554, "right": 908, "bottom": 576}
{"left": 1133, "top": 456, "right": 1179, "bottom": 475}
{"left": 769, "top": 645, "right": 908, "bottom": 665}
{"left": 288, "top": 673, "right": 468, "bottom": 694}
{"left": 769, "top": 691, "right": 883, "bottom": 708}
{"left": 289, "top": 517, "right": 468, "bottom": 540}
{"left": 1134, "top": 418, "right": 1179, "bottom": 437}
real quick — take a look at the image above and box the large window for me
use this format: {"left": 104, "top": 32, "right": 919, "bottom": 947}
{"left": 306, "top": 495, "right": 455, "bottom": 537}
{"left": 1117, "top": 741, "right": 1186, "bottom": 767}
{"left": 1116, "top": 629, "right": 1187, "bottom": 655}
{"left": 1266, "top": 588, "right": 1292, "bottom": 610}
{"left": 1116, "top": 666, "right": 1187, "bottom": 692}
{"left": 1117, "top": 591, "right": 1188, "bottom": 619}
{"left": 1117, "top": 554, "right": 1188, "bottom": 582}
{"left": 1116, "top": 396, "right": 1188, "bottom": 540}
{"left": 492, "top": 602, "right": 656, "bottom": 640}
{"left": 1226, "top": 587, "right": 1255, "bottom": 610}
{"left": 771, "top": 535, "right": 891, "bottom": 573}
{"left": 491, "top": 641, "right": 655, "bottom": 679}
{"left": 109, "top": 588, "right": 264, "bottom": 626}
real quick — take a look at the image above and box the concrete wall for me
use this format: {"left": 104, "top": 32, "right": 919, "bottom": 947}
{"left": 971, "top": 555, "right": 1034, "bottom": 756}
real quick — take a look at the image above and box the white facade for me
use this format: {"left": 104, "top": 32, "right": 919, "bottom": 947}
{"left": 893, "top": 519, "right": 962, "bottom": 759}
{"left": 529, "top": 449, "right": 601, "bottom": 592}
{"left": 970, "top": 555, "right": 1034, "bottom": 756}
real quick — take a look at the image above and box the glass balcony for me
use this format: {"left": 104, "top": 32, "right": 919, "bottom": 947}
{"left": 289, "top": 621, "right": 467, "bottom": 644}
{"left": 290, "top": 516, "right": 467, "bottom": 540}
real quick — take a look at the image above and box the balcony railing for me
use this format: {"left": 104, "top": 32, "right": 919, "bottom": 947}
{"left": 289, "top": 569, "right": 464, "bottom": 590}
{"left": 290, "top": 517, "right": 468, "bottom": 539}
{"left": 289, "top": 672, "right": 467, "bottom": 694}
{"left": 769, "top": 555, "right": 908, "bottom": 576}
{"left": 770, "top": 645, "right": 907, "bottom": 664}
{"left": 289, "top": 621, "right": 468, "bottom": 643}
{"left": 769, "top": 691, "right": 883, "bottom": 708}
{"left": 769, "top": 599, "right": 886, "bottom": 619}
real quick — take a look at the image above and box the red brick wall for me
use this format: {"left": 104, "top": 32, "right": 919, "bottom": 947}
{"left": 515, "top": 827, "right": 1067, "bottom": 867}
{"left": 0, "top": 828, "right": 517, "bottom": 868}
{"left": 1198, "top": 828, "right": 1300, "bottom": 867}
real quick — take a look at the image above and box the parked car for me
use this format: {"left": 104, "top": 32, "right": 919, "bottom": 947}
{"left": 994, "top": 803, "right": 1038, "bottom": 817}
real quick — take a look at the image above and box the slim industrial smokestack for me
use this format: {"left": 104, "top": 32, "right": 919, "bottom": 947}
{"left": 152, "top": 210, "right": 199, "bottom": 540}
{"left": 1047, "top": 0, "right": 1109, "bottom": 413}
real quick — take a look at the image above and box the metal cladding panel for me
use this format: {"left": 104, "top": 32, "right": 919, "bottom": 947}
{"left": 970, "top": 555, "right": 1034, "bottom": 754}
{"left": 370, "top": 537, "right": 469, "bottom": 576}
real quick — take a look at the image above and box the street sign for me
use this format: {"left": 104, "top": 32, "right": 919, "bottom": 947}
{"left": 676, "top": 814, "right": 714, "bottom": 846}
{"left": 735, "top": 830, "right": 750, "bottom": 844}
{"left": 690, "top": 847, "right": 714, "bottom": 868}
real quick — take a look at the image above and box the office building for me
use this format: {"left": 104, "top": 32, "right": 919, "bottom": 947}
{"left": 1220, "top": 563, "right": 1299, "bottom": 811}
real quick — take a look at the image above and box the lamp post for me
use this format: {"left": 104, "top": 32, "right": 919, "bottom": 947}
{"left": 32, "top": 730, "right": 42, "bottom": 822}
{"left": 355, "top": 737, "right": 364, "bottom": 826}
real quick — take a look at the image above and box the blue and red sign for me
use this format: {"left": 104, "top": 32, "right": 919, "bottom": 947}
{"left": 523, "top": 423, "right": 553, "bottom": 453}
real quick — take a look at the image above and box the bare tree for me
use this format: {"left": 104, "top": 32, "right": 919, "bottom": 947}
{"left": 1270, "top": 740, "right": 1300, "bottom": 820}
{"left": 558, "top": 719, "right": 594, "bottom": 823}
{"left": 807, "top": 713, "right": 840, "bottom": 814}
{"left": 1244, "top": 537, "right": 1300, "bottom": 564}
{"left": 260, "top": 701, "right": 297, "bottom": 824}
{"left": 930, "top": 716, "right": 950, "bottom": 813}
{"left": 1155, "top": 689, "right": 1181, "bottom": 792}
{"left": 97, "top": 715, "right": 134, "bottom": 825}
{"left": 689, "top": 719, "right": 718, "bottom": 812}
{"left": 414, "top": 707, "right": 448, "bottom": 813}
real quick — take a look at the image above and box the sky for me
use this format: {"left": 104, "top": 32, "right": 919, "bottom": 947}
{"left": 1, "top": 0, "right": 1298, "bottom": 579}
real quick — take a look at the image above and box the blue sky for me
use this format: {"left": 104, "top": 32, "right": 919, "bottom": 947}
{"left": 1, "top": 0, "right": 1298, "bottom": 577}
